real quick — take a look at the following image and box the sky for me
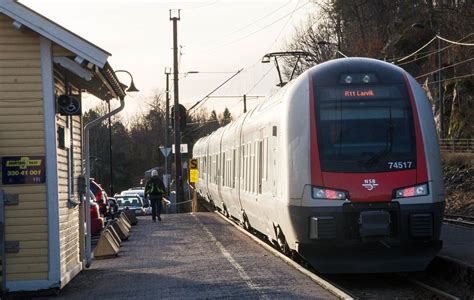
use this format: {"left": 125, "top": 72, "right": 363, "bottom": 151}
{"left": 20, "top": 0, "right": 315, "bottom": 120}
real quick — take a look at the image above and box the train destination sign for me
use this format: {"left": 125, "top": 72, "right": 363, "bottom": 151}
{"left": 344, "top": 89, "right": 375, "bottom": 97}
{"left": 2, "top": 156, "right": 46, "bottom": 184}
{"left": 319, "top": 86, "right": 403, "bottom": 101}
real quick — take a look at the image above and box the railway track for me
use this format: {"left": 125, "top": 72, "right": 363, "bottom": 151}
{"left": 444, "top": 214, "right": 474, "bottom": 228}
{"left": 322, "top": 273, "right": 460, "bottom": 299}
{"left": 213, "top": 209, "right": 462, "bottom": 299}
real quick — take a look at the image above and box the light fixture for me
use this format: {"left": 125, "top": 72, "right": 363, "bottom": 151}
{"left": 115, "top": 70, "right": 139, "bottom": 93}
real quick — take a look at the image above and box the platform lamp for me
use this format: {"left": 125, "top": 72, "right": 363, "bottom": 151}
{"left": 110, "top": 70, "right": 139, "bottom": 195}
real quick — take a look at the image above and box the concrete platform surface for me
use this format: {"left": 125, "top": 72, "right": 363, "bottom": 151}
{"left": 52, "top": 213, "right": 336, "bottom": 299}
{"left": 440, "top": 223, "right": 474, "bottom": 267}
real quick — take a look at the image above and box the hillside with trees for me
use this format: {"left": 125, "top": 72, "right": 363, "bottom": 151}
{"left": 285, "top": 0, "right": 473, "bottom": 138}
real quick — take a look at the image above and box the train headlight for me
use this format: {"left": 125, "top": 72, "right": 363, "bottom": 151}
{"left": 394, "top": 183, "right": 429, "bottom": 198}
{"left": 312, "top": 187, "right": 347, "bottom": 200}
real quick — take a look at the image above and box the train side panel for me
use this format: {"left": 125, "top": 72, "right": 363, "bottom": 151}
{"left": 207, "top": 127, "right": 226, "bottom": 210}
{"left": 219, "top": 120, "right": 243, "bottom": 220}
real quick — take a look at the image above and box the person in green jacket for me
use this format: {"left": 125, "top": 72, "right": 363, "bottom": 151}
{"left": 145, "top": 169, "right": 166, "bottom": 222}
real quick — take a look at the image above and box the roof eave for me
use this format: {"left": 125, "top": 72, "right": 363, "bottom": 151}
{"left": 1, "top": 0, "right": 110, "bottom": 68}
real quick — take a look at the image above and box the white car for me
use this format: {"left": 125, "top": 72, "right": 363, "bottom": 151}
{"left": 115, "top": 195, "right": 145, "bottom": 216}
{"left": 120, "top": 188, "right": 148, "bottom": 206}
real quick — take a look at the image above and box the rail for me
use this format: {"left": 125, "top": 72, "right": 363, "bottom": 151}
{"left": 444, "top": 214, "right": 474, "bottom": 228}
{"left": 439, "top": 139, "right": 474, "bottom": 153}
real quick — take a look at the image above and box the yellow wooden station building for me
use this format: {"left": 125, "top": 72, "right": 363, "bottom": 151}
{"left": 0, "top": 0, "right": 126, "bottom": 292}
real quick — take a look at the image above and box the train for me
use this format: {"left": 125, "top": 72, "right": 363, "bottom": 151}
{"left": 192, "top": 57, "right": 444, "bottom": 273}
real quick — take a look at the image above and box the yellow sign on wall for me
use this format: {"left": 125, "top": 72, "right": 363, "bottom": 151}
{"left": 189, "top": 159, "right": 198, "bottom": 170}
{"left": 189, "top": 159, "right": 198, "bottom": 183}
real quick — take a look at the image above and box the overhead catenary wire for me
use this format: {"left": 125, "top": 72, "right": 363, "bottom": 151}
{"left": 397, "top": 40, "right": 474, "bottom": 67}
{"left": 214, "top": 1, "right": 310, "bottom": 50}
{"left": 227, "top": 0, "right": 293, "bottom": 36}
{"left": 186, "top": 1, "right": 314, "bottom": 117}
{"left": 188, "top": 0, "right": 299, "bottom": 54}
{"left": 188, "top": 68, "right": 244, "bottom": 113}
{"left": 246, "top": 65, "right": 275, "bottom": 95}
{"left": 392, "top": 36, "right": 438, "bottom": 63}
{"left": 415, "top": 57, "right": 474, "bottom": 79}
{"left": 426, "top": 73, "right": 474, "bottom": 85}
{"left": 396, "top": 48, "right": 443, "bottom": 66}
{"left": 266, "top": 0, "right": 302, "bottom": 52}
{"left": 437, "top": 35, "right": 474, "bottom": 46}
{"left": 206, "top": 95, "right": 264, "bottom": 98}
{"left": 391, "top": 32, "right": 474, "bottom": 63}
{"left": 179, "top": 1, "right": 220, "bottom": 11}
{"left": 392, "top": 33, "right": 474, "bottom": 64}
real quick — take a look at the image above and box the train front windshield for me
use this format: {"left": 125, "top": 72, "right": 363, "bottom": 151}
{"left": 315, "top": 85, "right": 417, "bottom": 173}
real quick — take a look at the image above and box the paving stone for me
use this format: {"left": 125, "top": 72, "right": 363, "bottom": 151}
{"left": 50, "top": 213, "right": 336, "bottom": 299}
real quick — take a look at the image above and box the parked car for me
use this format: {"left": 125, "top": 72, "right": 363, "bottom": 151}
{"left": 107, "top": 197, "right": 119, "bottom": 218}
{"left": 121, "top": 187, "right": 148, "bottom": 206}
{"left": 90, "top": 179, "right": 109, "bottom": 216}
{"left": 115, "top": 195, "right": 145, "bottom": 216}
{"left": 89, "top": 200, "right": 104, "bottom": 236}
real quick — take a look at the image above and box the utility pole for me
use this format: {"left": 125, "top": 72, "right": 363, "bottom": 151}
{"left": 164, "top": 67, "right": 171, "bottom": 194}
{"left": 170, "top": 9, "right": 184, "bottom": 212}
{"left": 243, "top": 94, "right": 247, "bottom": 113}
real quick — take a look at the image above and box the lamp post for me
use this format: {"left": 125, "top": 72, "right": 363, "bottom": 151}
{"left": 111, "top": 70, "right": 139, "bottom": 195}
{"left": 411, "top": 23, "right": 443, "bottom": 138}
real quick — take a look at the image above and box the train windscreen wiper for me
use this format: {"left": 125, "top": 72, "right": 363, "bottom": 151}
{"left": 365, "top": 123, "right": 394, "bottom": 166}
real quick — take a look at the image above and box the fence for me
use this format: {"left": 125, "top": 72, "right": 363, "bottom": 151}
{"left": 439, "top": 139, "right": 474, "bottom": 153}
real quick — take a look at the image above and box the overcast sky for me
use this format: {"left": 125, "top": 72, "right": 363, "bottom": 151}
{"left": 20, "top": 0, "right": 314, "bottom": 119}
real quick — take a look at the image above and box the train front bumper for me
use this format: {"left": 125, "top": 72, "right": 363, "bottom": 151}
{"left": 289, "top": 201, "right": 444, "bottom": 273}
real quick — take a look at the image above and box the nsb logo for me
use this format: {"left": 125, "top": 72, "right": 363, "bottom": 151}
{"left": 362, "top": 179, "right": 379, "bottom": 191}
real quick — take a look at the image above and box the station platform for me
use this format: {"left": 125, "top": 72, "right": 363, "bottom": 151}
{"left": 55, "top": 213, "right": 336, "bottom": 299}
{"left": 439, "top": 223, "right": 474, "bottom": 267}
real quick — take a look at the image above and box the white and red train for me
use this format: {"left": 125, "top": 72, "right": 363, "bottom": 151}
{"left": 193, "top": 58, "right": 444, "bottom": 273}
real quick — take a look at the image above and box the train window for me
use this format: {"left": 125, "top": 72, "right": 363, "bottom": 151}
{"left": 212, "top": 155, "right": 216, "bottom": 184}
{"left": 222, "top": 153, "right": 225, "bottom": 186}
{"left": 258, "top": 140, "right": 263, "bottom": 194}
{"left": 240, "top": 146, "right": 244, "bottom": 190}
{"left": 250, "top": 143, "right": 253, "bottom": 192}
{"left": 199, "top": 158, "right": 201, "bottom": 179}
{"left": 232, "top": 149, "right": 236, "bottom": 188}
{"left": 227, "top": 156, "right": 231, "bottom": 187}
{"left": 247, "top": 143, "right": 251, "bottom": 192}
{"left": 210, "top": 155, "right": 213, "bottom": 183}
{"left": 216, "top": 154, "right": 218, "bottom": 184}
{"left": 263, "top": 137, "right": 268, "bottom": 181}
{"left": 315, "top": 84, "right": 416, "bottom": 173}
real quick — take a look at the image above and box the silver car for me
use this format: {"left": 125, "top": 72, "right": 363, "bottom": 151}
{"left": 121, "top": 188, "right": 148, "bottom": 207}
{"left": 115, "top": 195, "right": 145, "bottom": 216}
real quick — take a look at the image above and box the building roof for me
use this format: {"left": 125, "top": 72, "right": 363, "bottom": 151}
{"left": 0, "top": 0, "right": 126, "bottom": 100}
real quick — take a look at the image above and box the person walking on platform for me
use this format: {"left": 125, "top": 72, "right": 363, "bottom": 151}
{"left": 145, "top": 169, "right": 166, "bottom": 222}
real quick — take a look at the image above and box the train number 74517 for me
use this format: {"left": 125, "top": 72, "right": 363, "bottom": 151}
{"left": 388, "top": 161, "right": 413, "bottom": 169}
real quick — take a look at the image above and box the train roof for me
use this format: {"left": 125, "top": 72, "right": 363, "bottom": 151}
{"left": 309, "top": 57, "right": 407, "bottom": 85}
